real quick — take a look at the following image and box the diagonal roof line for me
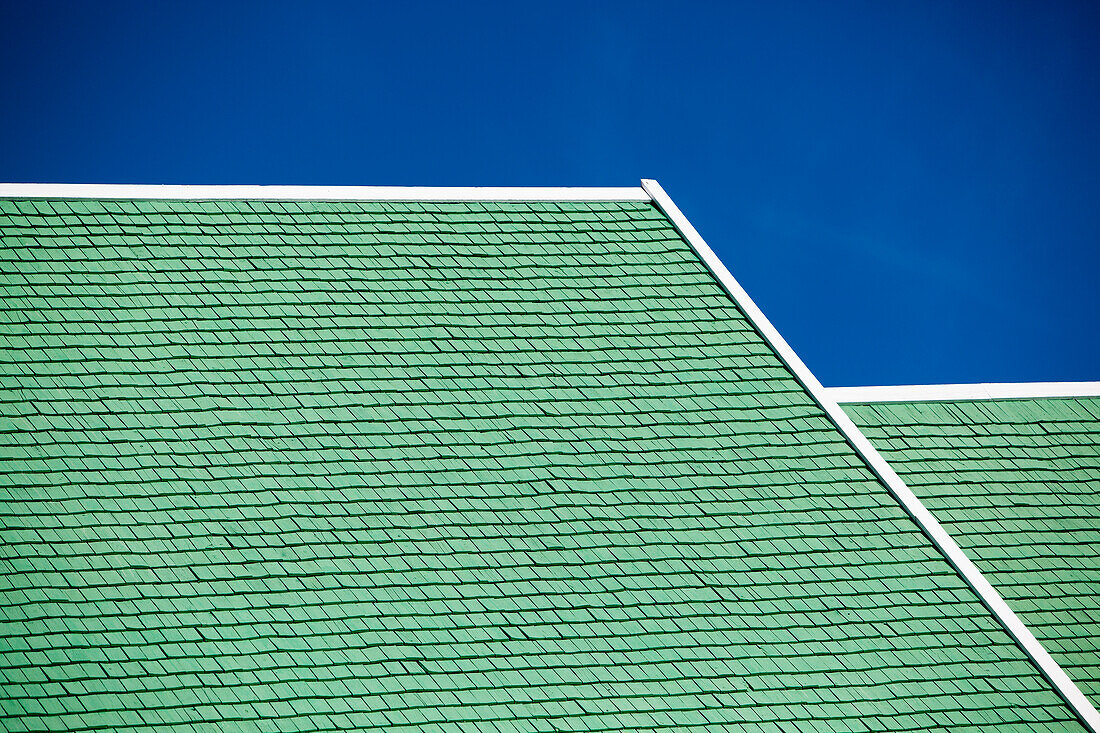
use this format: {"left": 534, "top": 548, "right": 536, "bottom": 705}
{"left": 826, "top": 382, "right": 1100, "bottom": 403}
{"left": 640, "top": 178, "right": 1100, "bottom": 733}
{"left": 0, "top": 183, "right": 650, "bottom": 201}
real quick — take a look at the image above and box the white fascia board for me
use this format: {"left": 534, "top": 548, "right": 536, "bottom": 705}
{"left": 640, "top": 178, "right": 1100, "bottom": 732}
{"left": 0, "top": 183, "right": 650, "bottom": 201}
{"left": 827, "top": 382, "right": 1100, "bottom": 403}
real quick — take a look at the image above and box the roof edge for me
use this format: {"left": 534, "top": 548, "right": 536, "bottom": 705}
{"left": 827, "top": 382, "right": 1100, "bottom": 403}
{"left": 641, "top": 178, "right": 1100, "bottom": 732}
{"left": 0, "top": 183, "right": 650, "bottom": 201}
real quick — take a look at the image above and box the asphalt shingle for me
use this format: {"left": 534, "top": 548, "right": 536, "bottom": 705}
{"left": 0, "top": 197, "right": 1083, "bottom": 731}
{"left": 844, "top": 396, "right": 1100, "bottom": 704}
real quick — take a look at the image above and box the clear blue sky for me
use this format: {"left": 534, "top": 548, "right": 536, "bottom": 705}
{"left": 2, "top": 1, "right": 1097, "bottom": 386}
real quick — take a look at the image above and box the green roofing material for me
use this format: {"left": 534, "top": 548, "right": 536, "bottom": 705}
{"left": 0, "top": 197, "right": 1083, "bottom": 732}
{"left": 843, "top": 396, "right": 1100, "bottom": 705}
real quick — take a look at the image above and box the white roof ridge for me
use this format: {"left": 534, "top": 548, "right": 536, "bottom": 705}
{"left": 0, "top": 183, "right": 650, "bottom": 201}
{"left": 825, "top": 382, "right": 1100, "bottom": 403}
{"left": 642, "top": 178, "right": 1100, "bottom": 732}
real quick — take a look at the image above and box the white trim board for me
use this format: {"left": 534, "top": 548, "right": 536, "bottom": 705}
{"left": 0, "top": 183, "right": 650, "bottom": 201}
{"left": 827, "top": 382, "right": 1100, "bottom": 403}
{"left": 641, "top": 178, "right": 1100, "bottom": 732}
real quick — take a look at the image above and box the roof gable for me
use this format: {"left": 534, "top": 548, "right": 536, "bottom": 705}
{"left": 0, "top": 194, "right": 1086, "bottom": 731}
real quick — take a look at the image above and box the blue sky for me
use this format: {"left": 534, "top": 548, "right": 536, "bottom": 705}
{"left": 2, "top": 1, "right": 1096, "bottom": 386}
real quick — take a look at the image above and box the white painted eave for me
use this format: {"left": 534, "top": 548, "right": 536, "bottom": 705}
{"left": 0, "top": 183, "right": 650, "bottom": 201}
{"left": 827, "top": 382, "right": 1100, "bottom": 403}
{"left": 2, "top": 174, "right": 1095, "bottom": 727}
{"left": 641, "top": 178, "right": 1100, "bottom": 732}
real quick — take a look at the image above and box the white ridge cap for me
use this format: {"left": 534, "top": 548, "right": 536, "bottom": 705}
{"left": 0, "top": 183, "right": 650, "bottom": 201}
{"left": 641, "top": 178, "right": 1100, "bottom": 732}
{"left": 826, "top": 382, "right": 1100, "bottom": 403}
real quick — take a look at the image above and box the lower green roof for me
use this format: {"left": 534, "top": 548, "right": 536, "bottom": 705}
{"left": 844, "top": 396, "right": 1100, "bottom": 705}
{"left": 0, "top": 198, "right": 1083, "bottom": 731}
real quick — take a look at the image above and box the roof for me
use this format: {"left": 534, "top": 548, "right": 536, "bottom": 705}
{"left": 836, "top": 388, "right": 1100, "bottom": 708}
{"left": 0, "top": 184, "right": 1090, "bottom": 732}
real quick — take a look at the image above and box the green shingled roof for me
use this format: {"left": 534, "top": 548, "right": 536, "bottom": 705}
{"left": 0, "top": 196, "right": 1083, "bottom": 732}
{"left": 842, "top": 396, "right": 1100, "bottom": 706}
